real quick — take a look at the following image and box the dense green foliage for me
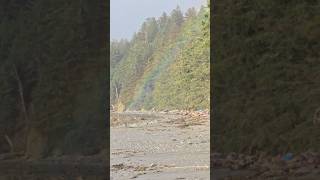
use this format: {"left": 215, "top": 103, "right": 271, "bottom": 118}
{"left": 0, "top": 0, "right": 107, "bottom": 156}
{"left": 213, "top": 0, "right": 320, "bottom": 154}
{"left": 110, "top": 6, "right": 210, "bottom": 111}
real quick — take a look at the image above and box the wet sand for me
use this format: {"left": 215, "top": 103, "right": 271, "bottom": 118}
{"left": 110, "top": 111, "right": 210, "bottom": 180}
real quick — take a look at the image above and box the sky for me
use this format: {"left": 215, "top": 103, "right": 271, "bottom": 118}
{"left": 111, "top": 0, "right": 207, "bottom": 40}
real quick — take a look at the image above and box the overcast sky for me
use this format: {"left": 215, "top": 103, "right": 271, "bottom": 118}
{"left": 111, "top": 0, "right": 207, "bottom": 40}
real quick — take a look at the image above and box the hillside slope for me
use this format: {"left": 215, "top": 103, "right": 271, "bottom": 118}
{"left": 110, "top": 6, "right": 210, "bottom": 111}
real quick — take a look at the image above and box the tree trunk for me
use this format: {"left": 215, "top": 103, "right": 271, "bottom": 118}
{"left": 13, "top": 64, "right": 29, "bottom": 155}
{"left": 4, "top": 134, "right": 14, "bottom": 153}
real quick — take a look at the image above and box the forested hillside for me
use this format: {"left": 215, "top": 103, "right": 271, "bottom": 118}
{"left": 0, "top": 0, "right": 107, "bottom": 157}
{"left": 213, "top": 0, "right": 320, "bottom": 154}
{"left": 110, "top": 5, "right": 210, "bottom": 111}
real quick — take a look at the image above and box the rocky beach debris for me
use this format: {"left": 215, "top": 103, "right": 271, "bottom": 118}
{"left": 212, "top": 152, "right": 320, "bottom": 179}
{"left": 111, "top": 111, "right": 210, "bottom": 179}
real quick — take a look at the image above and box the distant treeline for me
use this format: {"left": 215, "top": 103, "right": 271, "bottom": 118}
{"left": 110, "top": 5, "right": 210, "bottom": 111}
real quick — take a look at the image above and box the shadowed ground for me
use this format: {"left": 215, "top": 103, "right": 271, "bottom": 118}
{"left": 0, "top": 155, "right": 108, "bottom": 180}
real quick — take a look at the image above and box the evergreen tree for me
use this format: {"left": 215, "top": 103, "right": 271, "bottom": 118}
{"left": 212, "top": 0, "right": 320, "bottom": 153}
{"left": 110, "top": 6, "right": 210, "bottom": 111}
{"left": 0, "top": 0, "right": 107, "bottom": 156}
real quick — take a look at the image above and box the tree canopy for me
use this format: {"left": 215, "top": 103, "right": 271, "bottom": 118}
{"left": 110, "top": 5, "right": 210, "bottom": 111}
